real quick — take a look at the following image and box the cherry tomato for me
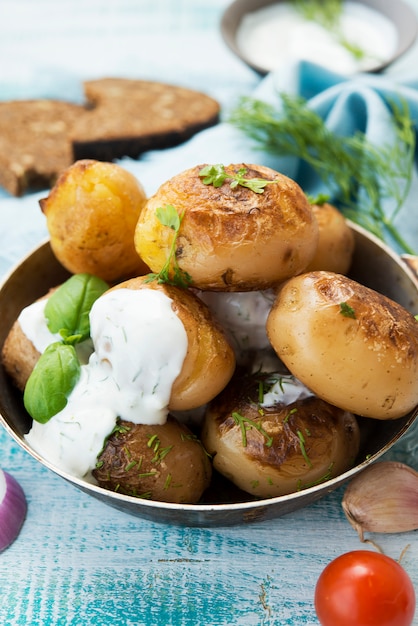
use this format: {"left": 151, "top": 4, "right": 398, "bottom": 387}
{"left": 314, "top": 550, "right": 416, "bottom": 626}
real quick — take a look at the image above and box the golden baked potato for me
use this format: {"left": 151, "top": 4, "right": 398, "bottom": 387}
{"left": 93, "top": 416, "right": 212, "bottom": 503}
{"left": 40, "top": 159, "right": 149, "bottom": 282}
{"left": 266, "top": 271, "right": 418, "bottom": 419}
{"left": 134, "top": 163, "right": 319, "bottom": 291}
{"left": 305, "top": 203, "right": 355, "bottom": 274}
{"left": 110, "top": 276, "right": 236, "bottom": 410}
{"left": 202, "top": 372, "right": 360, "bottom": 497}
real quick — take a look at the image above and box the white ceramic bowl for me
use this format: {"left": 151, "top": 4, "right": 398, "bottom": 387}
{"left": 221, "top": 0, "right": 418, "bottom": 75}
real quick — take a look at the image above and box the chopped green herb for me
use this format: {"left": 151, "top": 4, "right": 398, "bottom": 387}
{"left": 199, "top": 164, "right": 277, "bottom": 194}
{"left": 232, "top": 411, "right": 273, "bottom": 448}
{"left": 283, "top": 407, "right": 298, "bottom": 423}
{"left": 340, "top": 302, "right": 356, "bottom": 318}
{"left": 307, "top": 193, "right": 330, "bottom": 206}
{"left": 152, "top": 445, "right": 173, "bottom": 464}
{"left": 137, "top": 471, "right": 158, "bottom": 478}
{"left": 298, "top": 463, "right": 334, "bottom": 490}
{"left": 147, "top": 434, "right": 159, "bottom": 449}
{"left": 297, "top": 430, "right": 312, "bottom": 468}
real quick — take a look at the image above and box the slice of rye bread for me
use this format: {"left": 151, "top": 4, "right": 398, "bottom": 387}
{"left": 71, "top": 78, "right": 221, "bottom": 161}
{"left": 0, "top": 78, "right": 220, "bottom": 196}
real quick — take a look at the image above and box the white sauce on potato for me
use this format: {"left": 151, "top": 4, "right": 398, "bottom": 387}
{"left": 19, "top": 299, "right": 93, "bottom": 364}
{"left": 24, "top": 289, "right": 188, "bottom": 478}
{"left": 237, "top": 2, "right": 397, "bottom": 75}
{"left": 19, "top": 299, "right": 61, "bottom": 353}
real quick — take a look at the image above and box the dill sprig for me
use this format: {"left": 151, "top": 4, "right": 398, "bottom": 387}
{"left": 292, "top": 0, "right": 343, "bottom": 29}
{"left": 232, "top": 411, "right": 273, "bottom": 448}
{"left": 292, "top": 0, "right": 366, "bottom": 60}
{"left": 199, "top": 163, "right": 277, "bottom": 194}
{"left": 229, "top": 93, "right": 416, "bottom": 254}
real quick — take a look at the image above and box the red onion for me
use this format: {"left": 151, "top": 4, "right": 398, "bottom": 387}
{"left": 0, "top": 469, "right": 27, "bottom": 551}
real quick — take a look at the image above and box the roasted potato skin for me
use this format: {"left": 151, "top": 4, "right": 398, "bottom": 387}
{"left": 1, "top": 320, "right": 40, "bottom": 392}
{"left": 135, "top": 163, "right": 319, "bottom": 291}
{"left": 40, "top": 159, "right": 149, "bottom": 282}
{"left": 201, "top": 373, "right": 360, "bottom": 498}
{"left": 267, "top": 271, "right": 418, "bottom": 419}
{"left": 93, "top": 416, "right": 212, "bottom": 503}
{"left": 305, "top": 203, "right": 355, "bottom": 274}
{"left": 110, "top": 276, "right": 236, "bottom": 410}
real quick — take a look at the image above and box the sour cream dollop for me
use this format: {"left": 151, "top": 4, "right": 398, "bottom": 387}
{"left": 236, "top": 2, "right": 398, "bottom": 75}
{"left": 24, "top": 288, "right": 188, "bottom": 478}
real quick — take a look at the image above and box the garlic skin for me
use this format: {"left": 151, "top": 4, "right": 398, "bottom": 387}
{"left": 342, "top": 461, "right": 418, "bottom": 541}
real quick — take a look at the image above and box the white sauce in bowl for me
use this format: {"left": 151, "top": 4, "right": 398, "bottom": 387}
{"left": 236, "top": 2, "right": 398, "bottom": 74}
{"left": 23, "top": 288, "right": 188, "bottom": 479}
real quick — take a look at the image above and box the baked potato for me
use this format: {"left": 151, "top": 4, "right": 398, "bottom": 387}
{"left": 134, "top": 163, "right": 319, "bottom": 291}
{"left": 110, "top": 276, "right": 236, "bottom": 410}
{"left": 202, "top": 372, "right": 360, "bottom": 497}
{"left": 40, "top": 159, "right": 149, "bottom": 282}
{"left": 266, "top": 271, "right": 418, "bottom": 419}
{"left": 305, "top": 202, "right": 355, "bottom": 274}
{"left": 93, "top": 416, "right": 212, "bottom": 503}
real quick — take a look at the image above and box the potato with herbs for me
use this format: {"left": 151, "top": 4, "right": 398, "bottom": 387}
{"left": 202, "top": 372, "right": 360, "bottom": 498}
{"left": 93, "top": 416, "right": 211, "bottom": 503}
{"left": 305, "top": 202, "right": 355, "bottom": 274}
{"left": 266, "top": 271, "right": 418, "bottom": 419}
{"left": 110, "top": 275, "right": 236, "bottom": 411}
{"left": 40, "top": 159, "right": 149, "bottom": 282}
{"left": 134, "top": 163, "right": 318, "bottom": 291}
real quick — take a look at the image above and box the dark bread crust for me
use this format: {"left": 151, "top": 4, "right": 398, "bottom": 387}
{"left": 1, "top": 319, "right": 41, "bottom": 392}
{"left": 0, "top": 78, "right": 220, "bottom": 196}
{"left": 0, "top": 100, "right": 84, "bottom": 196}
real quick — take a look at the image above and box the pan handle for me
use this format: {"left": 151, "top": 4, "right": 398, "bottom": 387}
{"left": 401, "top": 255, "right": 418, "bottom": 282}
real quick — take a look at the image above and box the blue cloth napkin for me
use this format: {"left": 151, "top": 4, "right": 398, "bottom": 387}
{"left": 121, "top": 60, "right": 418, "bottom": 255}
{"left": 1, "top": 60, "right": 418, "bottom": 274}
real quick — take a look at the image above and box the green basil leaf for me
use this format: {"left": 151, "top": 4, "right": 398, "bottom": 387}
{"left": 23, "top": 342, "right": 81, "bottom": 423}
{"left": 44, "top": 273, "right": 109, "bottom": 342}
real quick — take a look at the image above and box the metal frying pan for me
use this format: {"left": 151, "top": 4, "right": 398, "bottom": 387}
{"left": 0, "top": 222, "right": 417, "bottom": 527}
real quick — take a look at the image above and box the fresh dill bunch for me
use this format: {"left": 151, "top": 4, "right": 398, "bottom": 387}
{"left": 291, "top": 0, "right": 366, "bottom": 60}
{"left": 229, "top": 93, "right": 416, "bottom": 254}
{"left": 292, "top": 0, "right": 343, "bottom": 30}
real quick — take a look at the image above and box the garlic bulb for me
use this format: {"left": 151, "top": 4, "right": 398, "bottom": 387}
{"left": 342, "top": 461, "right": 418, "bottom": 541}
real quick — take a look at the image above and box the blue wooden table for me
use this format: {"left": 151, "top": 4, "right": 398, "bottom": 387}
{"left": 1, "top": 1, "right": 418, "bottom": 624}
